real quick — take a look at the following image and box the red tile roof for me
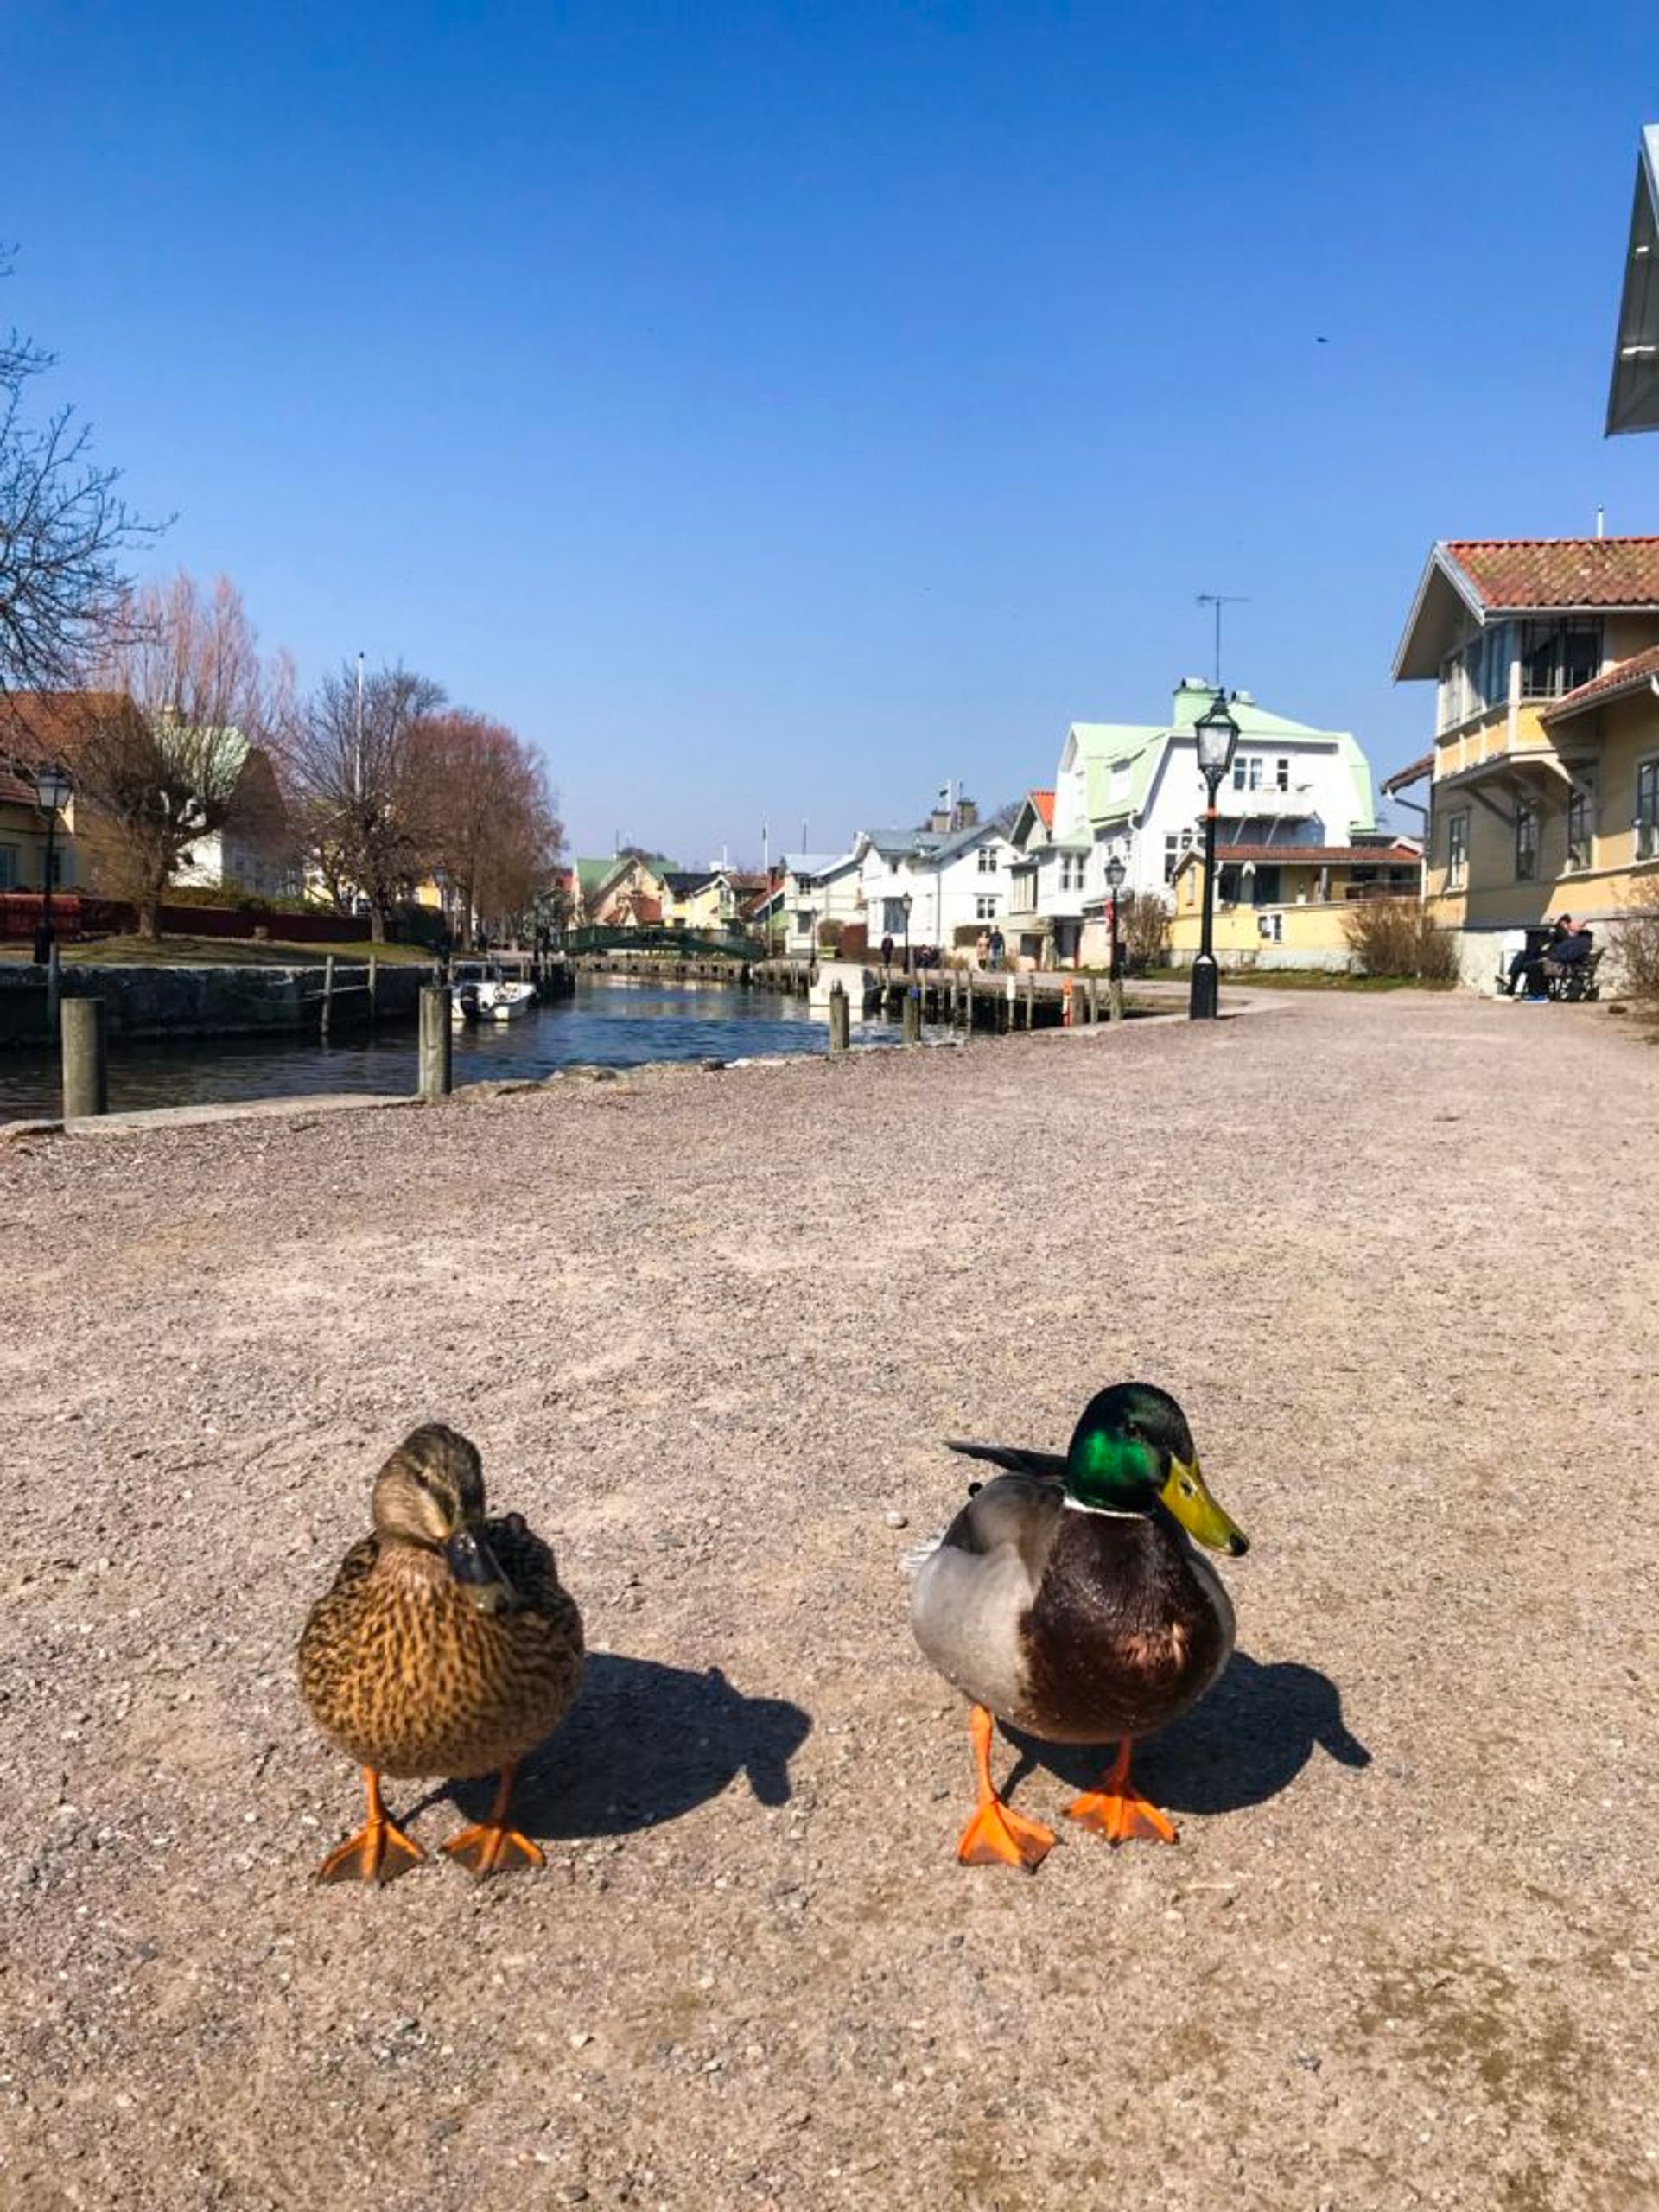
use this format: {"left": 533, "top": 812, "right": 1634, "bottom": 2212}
{"left": 1029, "top": 789, "right": 1055, "bottom": 829}
{"left": 1444, "top": 537, "right": 1659, "bottom": 611}
{"left": 0, "top": 766, "right": 41, "bottom": 809}
{"left": 1541, "top": 641, "right": 1659, "bottom": 722}
{"left": 1381, "top": 752, "right": 1434, "bottom": 794}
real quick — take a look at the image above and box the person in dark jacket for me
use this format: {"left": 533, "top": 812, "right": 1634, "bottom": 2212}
{"left": 1503, "top": 917, "right": 1570, "bottom": 995}
{"left": 1516, "top": 920, "right": 1593, "bottom": 1000}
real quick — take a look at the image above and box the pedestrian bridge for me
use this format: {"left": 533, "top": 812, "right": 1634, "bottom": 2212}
{"left": 567, "top": 925, "right": 766, "bottom": 961}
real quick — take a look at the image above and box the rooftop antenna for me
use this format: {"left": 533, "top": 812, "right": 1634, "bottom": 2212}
{"left": 1196, "top": 594, "right": 1249, "bottom": 690}
{"left": 801, "top": 817, "right": 808, "bottom": 852}
{"left": 1596, "top": 505, "right": 1606, "bottom": 538}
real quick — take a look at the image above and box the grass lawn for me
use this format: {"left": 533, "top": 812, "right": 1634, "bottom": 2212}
{"left": 0, "top": 934, "right": 439, "bottom": 969}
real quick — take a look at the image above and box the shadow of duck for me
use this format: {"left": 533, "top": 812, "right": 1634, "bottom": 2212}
{"left": 441, "top": 1653, "right": 812, "bottom": 1842}
{"left": 1002, "top": 1651, "right": 1370, "bottom": 1818}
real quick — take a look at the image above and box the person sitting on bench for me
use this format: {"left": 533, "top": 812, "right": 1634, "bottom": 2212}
{"left": 1503, "top": 916, "right": 1570, "bottom": 996}
{"left": 1513, "top": 920, "right": 1593, "bottom": 999}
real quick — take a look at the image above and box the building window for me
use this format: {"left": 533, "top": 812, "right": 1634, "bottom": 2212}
{"left": 796, "top": 908, "right": 815, "bottom": 934}
{"left": 1518, "top": 620, "right": 1601, "bottom": 701}
{"left": 1515, "top": 800, "right": 1538, "bottom": 882}
{"left": 974, "top": 894, "right": 998, "bottom": 920}
{"left": 1565, "top": 772, "right": 1597, "bottom": 872}
{"left": 881, "top": 897, "right": 908, "bottom": 933}
{"left": 1230, "top": 754, "right": 1263, "bottom": 793}
{"left": 1274, "top": 757, "right": 1290, "bottom": 791}
{"left": 976, "top": 846, "right": 997, "bottom": 874}
{"left": 1163, "top": 835, "right": 1181, "bottom": 882}
{"left": 1446, "top": 810, "right": 1470, "bottom": 892}
{"left": 1637, "top": 758, "right": 1659, "bottom": 861}
{"left": 1059, "top": 855, "right": 1084, "bottom": 892}
{"left": 0, "top": 844, "right": 16, "bottom": 889}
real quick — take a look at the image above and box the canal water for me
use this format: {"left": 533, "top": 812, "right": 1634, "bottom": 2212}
{"left": 0, "top": 973, "right": 938, "bottom": 1122}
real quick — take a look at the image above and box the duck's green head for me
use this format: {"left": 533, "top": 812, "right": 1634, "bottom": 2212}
{"left": 1065, "top": 1382, "right": 1249, "bottom": 1556}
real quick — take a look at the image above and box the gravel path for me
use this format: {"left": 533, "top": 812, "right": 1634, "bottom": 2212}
{"left": 2, "top": 993, "right": 1656, "bottom": 2212}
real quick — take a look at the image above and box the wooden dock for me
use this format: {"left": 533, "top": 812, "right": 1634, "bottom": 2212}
{"left": 576, "top": 950, "right": 1128, "bottom": 1033}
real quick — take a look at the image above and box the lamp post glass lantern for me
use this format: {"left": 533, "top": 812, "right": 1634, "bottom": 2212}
{"left": 900, "top": 891, "right": 913, "bottom": 974}
{"left": 31, "top": 761, "right": 72, "bottom": 967}
{"left": 1189, "top": 692, "right": 1240, "bottom": 1020}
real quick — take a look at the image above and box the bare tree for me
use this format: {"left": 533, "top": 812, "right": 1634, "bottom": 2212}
{"left": 411, "top": 711, "right": 563, "bottom": 946}
{"left": 284, "top": 662, "right": 445, "bottom": 942}
{"left": 0, "top": 261, "right": 162, "bottom": 693}
{"left": 63, "top": 573, "right": 281, "bottom": 938}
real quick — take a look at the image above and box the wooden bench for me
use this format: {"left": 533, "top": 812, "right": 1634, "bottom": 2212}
{"left": 1540, "top": 947, "right": 1604, "bottom": 1002}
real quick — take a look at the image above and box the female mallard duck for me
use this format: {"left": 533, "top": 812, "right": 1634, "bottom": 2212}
{"left": 909, "top": 1381, "right": 1248, "bottom": 1870}
{"left": 298, "top": 1422, "right": 584, "bottom": 1882}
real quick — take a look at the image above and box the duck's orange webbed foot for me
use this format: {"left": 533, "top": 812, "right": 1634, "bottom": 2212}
{"left": 955, "top": 1704, "right": 1056, "bottom": 1872}
{"left": 1065, "top": 1739, "right": 1178, "bottom": 1846}
{"left": 442, "top": 1765, "right": 545, "bottom": 1877}
{"left": 317, "top": 1770, "right": 427, "bottom": 1884}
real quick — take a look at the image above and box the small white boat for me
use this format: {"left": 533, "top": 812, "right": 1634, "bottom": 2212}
{"left": 450, "top": 960, "right": 537, "bottom": 1023}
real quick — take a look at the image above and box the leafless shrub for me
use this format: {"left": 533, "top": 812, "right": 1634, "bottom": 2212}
{"left": 1614, "top": 885, "right": 1659, "bottom": 1002}
{"left": 1342, "top": 896, "right": 1457, "bottom": 981}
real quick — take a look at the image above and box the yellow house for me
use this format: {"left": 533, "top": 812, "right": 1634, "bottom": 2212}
{"left": 1170, "top": 843, "right": 1422, "bottom": 969}
{"left": 1392, "top": 537, "right": 1659, "bottom": 986}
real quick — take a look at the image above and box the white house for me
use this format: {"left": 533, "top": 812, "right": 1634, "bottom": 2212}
{"left": 1039, "top": 679, "right": 1382, "bottom": 963}
{"left": 853, "top": 811, "right": 1020, "bottom": 957}
{"left": 779, "top": 849, "right": 861, "bottom": 957}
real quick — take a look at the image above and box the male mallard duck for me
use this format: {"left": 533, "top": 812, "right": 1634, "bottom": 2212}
{"left": 298, "top": 1422, "right": 584, "bottom": 1881}
{"left": 909, "top": 1381, "right": 1247, "bottom": 1870}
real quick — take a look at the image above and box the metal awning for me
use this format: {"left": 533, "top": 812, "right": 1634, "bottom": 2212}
{"left": 1608, "top": 125, "right": 1659, "bottom": 435}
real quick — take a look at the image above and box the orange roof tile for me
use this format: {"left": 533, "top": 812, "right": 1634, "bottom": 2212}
{"left": 1030, "top": 789, "right": 1055, "bottom": 829}
{"left": 1444, "top": 537, "right": 1659, "bottom": 611}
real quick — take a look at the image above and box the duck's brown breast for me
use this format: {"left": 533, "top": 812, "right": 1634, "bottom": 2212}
{"left": 1015, "top": 1510, "right": 1231, "bottom": 1744}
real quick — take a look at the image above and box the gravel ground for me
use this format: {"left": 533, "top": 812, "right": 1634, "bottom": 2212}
{"left": 2, "top": 992, "right": 1656, "bottom": 2212}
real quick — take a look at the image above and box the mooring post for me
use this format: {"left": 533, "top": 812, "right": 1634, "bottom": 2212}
{"left": 45, "top": 941, "right": 62, "bottom": 1039}
{"left": 828, "top": 981, "right": 850, "bottom": 1052}
{"left": 61, "top": 995, "right": 107, "bottom": 1120}
{"left": 321, "top": 954, "right": 335, "bottom": 1042}
{"left": 418, "top": 985, "right": 453, "bottom": 1102}
{"left": 368, "top": 954, "right": 378, "bottom": 1027}
{"left": 1088, "top": 976, "right": 1101, "bottom": 1025}
{"left": 1109, "top": 970, "right": 1125, "bottom": 1023}
{"left": 902, "top": 987, "right": 922, "bottom": 1045}
{"left": 1023, "top": 975, "right": 1035, "bottom": 1030}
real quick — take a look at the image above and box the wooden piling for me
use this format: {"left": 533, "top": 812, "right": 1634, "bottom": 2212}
{"left": 320, "top": 954, "right": 335, "bottom": 1041}
{"left": 902, "top": 988, "right": 922, "bottom": 1045}
{"left": 368, "top": 955, "right": 378, "bottom": 1027}
{"left": 418, "top": 985, "right": 453, "bottom": 1102}
{"left": 1022, "top": 976, "right": 1035, "bottom": 1030}
{"left": 1109, "top": 971, "right": 1125, "bottom": 1023}
{"left": 828, "top": 982, "right": 850, "bottom": 1052}
{"left": 61, "top": 996, "right": 108, "bottom": 1120}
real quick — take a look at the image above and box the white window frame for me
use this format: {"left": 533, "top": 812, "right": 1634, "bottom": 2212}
{"left": 1565, "top": 772, "right": 1597, "bottom": 874}
{"left": 1231, "top": 754, "right": 1263, "bottom": 793}
{"left": 976, "top": 846, "right": 997, "bottom": 874}
{"left": 1515, "top": 799, "right": 1538, "bottom": 883}
{"left": 1637, "top": 756, "right": 1659, "bottom": 862}
{"left": 1446, "top": 810, "right": 1470, "bottom": 893}
{"left": 974, "top": 893, "right": 999, "bottom": 920}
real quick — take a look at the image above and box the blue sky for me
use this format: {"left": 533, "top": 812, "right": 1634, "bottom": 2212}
{"left": 7, "top": 3, "right": 1658, "bottom": 864}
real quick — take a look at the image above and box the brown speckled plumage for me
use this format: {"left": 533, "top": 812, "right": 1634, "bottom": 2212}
{"left": 298, "top": 1427, "right": 584, "bottom": 1783}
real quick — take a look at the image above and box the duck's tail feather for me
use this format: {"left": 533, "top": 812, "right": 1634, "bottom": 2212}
{"left": 944, "top": 1440, "right": 1068, "bottom": 1483}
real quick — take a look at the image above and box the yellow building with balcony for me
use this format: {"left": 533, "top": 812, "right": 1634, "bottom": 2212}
{"left": 1391, "top": 537, "right": 1659, "bottom": 988}
{"left": 1169, "top": 843, "right": 1421, "bottom": 969}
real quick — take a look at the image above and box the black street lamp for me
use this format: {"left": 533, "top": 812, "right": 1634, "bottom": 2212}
{"left": 1189, "top": 691, "right": 1240, "bottom": 1020}
{"left": 1105, "top": 851, "right": 1127, "bottom": 1019}
{"left": 30, "top": 760, "right": 73, "bottom": 968}
{"left": 900, "top": 890, "right": 913, "bottom": 975}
